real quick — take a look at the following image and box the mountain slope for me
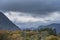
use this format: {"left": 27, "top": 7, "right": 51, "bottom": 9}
{"left": 39, "top": 23, "right": 60, "bottom": 33}
{"left": 0, "top": 12, "right": 20, "bottom": 30}
{"left": 46, "top": 23, "right": 60, "bottom": 33}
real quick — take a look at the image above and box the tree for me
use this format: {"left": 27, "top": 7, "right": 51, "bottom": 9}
{"left": 38, "top": 27, "right": 57, "bottom": 35}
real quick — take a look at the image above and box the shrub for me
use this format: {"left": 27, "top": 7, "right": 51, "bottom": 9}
{"left": 45, "top": 35, "right": 59, "bottom": 40}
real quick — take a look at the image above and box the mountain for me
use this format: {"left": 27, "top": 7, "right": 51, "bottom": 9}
{"left": 0, "top": 12, "right": 20, "bottom": 30}
{"left": 38, "top": 23, "right": 60, "bottom": 33}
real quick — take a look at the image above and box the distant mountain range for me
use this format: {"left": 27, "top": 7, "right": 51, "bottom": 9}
{"left": 0, "top": 12, "right": 20, "bottom": 30}
{"left": 25, "top": 23, "right": 60, "bottom": 33}
{"left": 38, "top": 23, "right": 60, "bottom": 33}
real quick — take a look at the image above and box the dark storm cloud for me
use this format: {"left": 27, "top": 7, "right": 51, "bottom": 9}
{"left": 2, "top": 0, "right": 60, "bottom": 29}
{"left": 0, "top": 0, "right": 60, "bottom": 16}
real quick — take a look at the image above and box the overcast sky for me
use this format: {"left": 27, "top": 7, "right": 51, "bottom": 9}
{"left": 0, "top": 0, "right": 60, "bottom": 29}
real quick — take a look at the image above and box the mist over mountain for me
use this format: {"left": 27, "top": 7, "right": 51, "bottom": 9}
{"left": 0, "top": 12, "right": 20, "bottom": 30}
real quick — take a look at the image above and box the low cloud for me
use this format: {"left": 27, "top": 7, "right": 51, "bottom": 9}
{"left": 4, "top": 11, "right": 60, "bottom": 28}
{"left": 4, "top": 11, "right": 46, "bottom": 23}
{"left": 4, "top": 11, "right": 60, "bottom": 23}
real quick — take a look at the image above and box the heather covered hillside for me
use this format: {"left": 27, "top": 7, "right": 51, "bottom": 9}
{"left": 0, "top": 28, "right": 60, "bottom": 40}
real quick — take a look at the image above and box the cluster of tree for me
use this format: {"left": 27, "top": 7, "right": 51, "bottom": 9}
{"left": 38, "top": 27, "right": 57, "bottom": 36}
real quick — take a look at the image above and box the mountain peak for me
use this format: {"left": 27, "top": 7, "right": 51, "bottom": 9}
{"left": 0, "top": 12, "right": 21, "bottom": 30}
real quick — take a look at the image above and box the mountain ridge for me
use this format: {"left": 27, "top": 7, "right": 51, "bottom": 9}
{"left": 0, "top": 12, "right": 21, "bottom": 30}
{"left": 38, "top": 23, "right": 60, "bottom": 33}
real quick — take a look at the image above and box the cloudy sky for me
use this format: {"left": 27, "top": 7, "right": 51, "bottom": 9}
{"left": 0, "top": 0, "right": 60, "bottom": 29}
